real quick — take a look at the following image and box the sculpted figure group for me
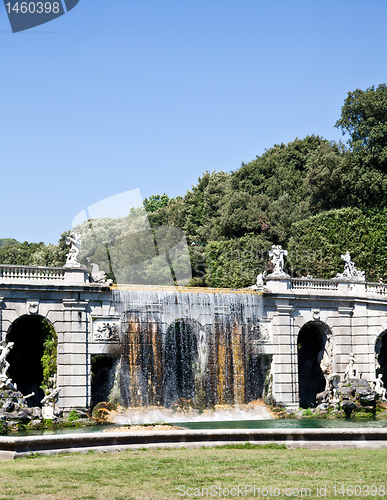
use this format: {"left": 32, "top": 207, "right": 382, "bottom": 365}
{"left": 0, "top": 341, "right": 17, "bottom": 391}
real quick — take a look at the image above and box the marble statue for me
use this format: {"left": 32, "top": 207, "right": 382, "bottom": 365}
{"left": 0, "top": 341, "right": 17, "bottom": 391}
{"left": 65, "top": 231, "right": 82, "bottom": 268}
{"left": 268, "top": 245, "right": 289, "bottom": 276}
{"left": 249, "top": 272, "right": 267, "bottom": 291}
{"left": 86, "top": 259, "right": 113, "bottom": 286}
{"left": 335, "top": 252, "right": 365, "bottom": 281}
{"left": 256, "top": 273, "right": 264, "bottom": 288}
{"left": 41, "top": 375, "right": 60, "bottom": 418}
{"left": 374, "top": 374, "right": 386, "bottom": 400}
{"left": 41, "top": 387, "right": 60, "bottom": 406}
{"left": 344, "top": 352, "right": 359, "bottom": 380}
{"left": 318, "top": 342, "right": 333, "bottom": 390}
{"left": 328, "top": 373, "right": 340, "bottom": 404}
{"left": 0, "top": 341, "right": 13, "bottom": 379}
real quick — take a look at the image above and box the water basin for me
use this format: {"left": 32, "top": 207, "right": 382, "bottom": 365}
{"left": 179, "top": 418, "right": 387, "bottom": 430}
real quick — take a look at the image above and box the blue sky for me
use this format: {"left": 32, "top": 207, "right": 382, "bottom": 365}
{"left": 1, "top": 0, "right": 387, "bottom": 244}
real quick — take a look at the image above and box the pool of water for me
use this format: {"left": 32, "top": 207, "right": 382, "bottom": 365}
{"left": 178, "top": 418, "right": 387, "bottom": 430}
{"left": 12, "top": 418, "right": 387, "bottom": 436}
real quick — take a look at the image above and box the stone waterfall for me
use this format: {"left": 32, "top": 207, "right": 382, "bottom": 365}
{"left": 108, "top": 287, "right": 271, "bottom": 410}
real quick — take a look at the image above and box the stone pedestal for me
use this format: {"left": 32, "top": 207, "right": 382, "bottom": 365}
{"left": 42, "top": 405, "right": 54, "bottom": 420}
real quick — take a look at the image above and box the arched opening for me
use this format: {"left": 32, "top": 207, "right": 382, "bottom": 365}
{"left": 376, "top": 331, "right": 387, "bottom": 387}
{"left": 164, "top": 319, "right": 198, "bottom": 407}
{"left": 7, "top": 315, "right": 57, "bottom": 407}
{"left": 297, "top": 322, "right": 327, "bottom": 408}
{"left": 118, "top": 311, "right": 164, "bottom": 407}
{"left": 91, "top": 355, "right": 120, "bottom": 409}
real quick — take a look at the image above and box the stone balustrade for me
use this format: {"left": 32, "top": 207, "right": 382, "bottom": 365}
{"left": 0, "top": 265, "right": 65, "bottom": 281}
{"left": 290, "top": 278, "right": 339, "bottom": 291}
{"left": 265, "top": 276, "right": 387, "bottom": 299}
{"left": 366, "top": 282, "right": 387, "bottom": 296}
{"left": 1, "top": 263, "right": 387, "bottom": 298}
{"left": 0, "top": 265, "right": 89, "bottom": 286}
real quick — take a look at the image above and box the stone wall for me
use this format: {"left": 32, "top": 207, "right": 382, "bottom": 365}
{"left": 1, "top": 268, "right": 387, "bottom": 410}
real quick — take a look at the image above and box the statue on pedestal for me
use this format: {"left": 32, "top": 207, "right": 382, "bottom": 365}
{"left": 344, "top": 352, "right": 359, "bottom": 380}
{"left": 41, "top": 375, "right": 60, "bottom": 419}
{"left": 268, "top": 245, "right": 289, "bottom": 277}
{"left": 65, "top": 231, "right": 82, "bottom": 268}
{"left": 335, "top": 252, "right": 365, "bottom": 281}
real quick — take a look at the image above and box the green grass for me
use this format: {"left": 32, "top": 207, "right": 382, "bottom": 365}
{"left": 0, "top": 447, "right": 384, "bottom": 499}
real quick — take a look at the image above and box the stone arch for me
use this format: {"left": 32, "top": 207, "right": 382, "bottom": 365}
{"left": 6, "top": 314, "right": 57, "bottom": 407}
{"left": 297, "top": 321, "right": 333, "bottom": 408}
{"left": 163, "top": 318, "right": 201, "bottom": 407}
{"left": 375, "top": 330, "right": 387, "bottom": 387}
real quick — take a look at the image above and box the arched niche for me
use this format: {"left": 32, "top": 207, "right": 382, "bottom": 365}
{"left": 90, "top": 355, "right": 120, "bottom": 409}
{"left": 297, "top": 321, "right": 332, "bottom": 409}
{"left": 375, "top": 330, "right": 387, "bottom": 386}
{"left": 6, "top": 315, "right": 57, "bottom": 407}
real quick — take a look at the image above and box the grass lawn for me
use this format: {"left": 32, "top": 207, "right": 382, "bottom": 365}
{"left": 0, "top": 444, "right": 386, "bottom": 500}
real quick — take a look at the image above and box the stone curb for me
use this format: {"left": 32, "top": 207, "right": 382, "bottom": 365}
{"left": 0, "top": 427, "right": 386, "bottom": 459}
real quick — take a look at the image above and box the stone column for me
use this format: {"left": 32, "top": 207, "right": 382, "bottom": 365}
{"left": 58, "top": 298, "right": 90, "bottom": 411}
{"left": 272, "top": 303, "right": 298, "bottom": 410}
{"left": 336, "top": 306, "right": 353, "bottom": 380}
{"left": 0, "top": 297, "right": 4, "bottom": 343}
{"left": 352, "top": 302, "right": 371, "bottom": 380}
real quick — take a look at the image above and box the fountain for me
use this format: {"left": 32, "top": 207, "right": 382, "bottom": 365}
{"left": 92, "top": 286, "right": 274, "bottom": 423}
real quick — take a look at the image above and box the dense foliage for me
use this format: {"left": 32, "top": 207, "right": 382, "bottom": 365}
{"left": 2, "top": 85, "right": 387, "bottom": 286}
{"left": 0, "top": 238, "right": 19, "bottom": 248}
{"left": 204, "top": 235, "right": 272, "bottom": 288}
{"left": 335, "top": 84, "right": 387, "bottom": 172}
{"left": 0, "top": 235, "right": 68, "bottom": 267}
{"left": 40, "top": 319, "right": 58, "bottom": 391}
{"left": 287, "top": 207, "right": 387, "bottom": 282}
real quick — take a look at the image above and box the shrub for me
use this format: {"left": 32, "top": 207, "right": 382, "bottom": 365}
{"left": 67, "top": 409, "right": 80, "bottom": 422}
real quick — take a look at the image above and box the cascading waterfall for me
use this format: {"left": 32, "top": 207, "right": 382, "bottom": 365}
{"left": 109, "top": 287, "right": 271, "bottom": 411}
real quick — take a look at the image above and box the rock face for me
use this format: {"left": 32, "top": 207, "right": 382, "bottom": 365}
{"left": 312, "top": 377, "right": 382, "bottom": 418}
{"left": 0, "top": 387, "right": 55, "bottom": 433}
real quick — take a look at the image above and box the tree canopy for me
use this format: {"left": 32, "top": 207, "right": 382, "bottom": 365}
{"left": 335, "top": 84, "right": 387, "bottom": 172}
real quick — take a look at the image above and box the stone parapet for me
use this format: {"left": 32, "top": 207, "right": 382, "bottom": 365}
{"left": 0, "top": 265, "right": 92, "bottom": 286}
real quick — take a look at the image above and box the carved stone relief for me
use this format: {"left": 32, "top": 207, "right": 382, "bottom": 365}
{"left": 27, "top": 300, "right": 39, "bottom": 315}
{"left": 92, "top": 318, "right": 120, "bottom": 342}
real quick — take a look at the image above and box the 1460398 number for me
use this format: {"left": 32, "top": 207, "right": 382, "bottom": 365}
{"left": 333, "top": 485, "right": 385, "bottom": 496}
{"left": 5, "top": 2, "right": 60, "bottom": 14}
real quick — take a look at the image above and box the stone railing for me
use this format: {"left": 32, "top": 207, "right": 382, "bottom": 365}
{"left": 366, "top": 282, "right": 387, "bottom": 296}
{"left": 267, "top": 276, "right": 387, "bottom": 299}
{"left": 0, "top": 265, "right": 66, "bottom": 281}
{"left": 0, "top": 265, "right": 90, "bottom": 286}
{"left": 290, "top": 278, "right": 339, "bottom": 291}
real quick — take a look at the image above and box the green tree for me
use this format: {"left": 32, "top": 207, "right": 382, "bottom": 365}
{"left": 143, "top": 194, "right": 171, "bottom": 213}
{"left": 0, "top": 234, "right": 69, "bottom": 267}
{"left": 0, "top": 238, "right": 19, "bottom": 248}
{"left": 335, "top": 84, "right": 387, "bottom": 171}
